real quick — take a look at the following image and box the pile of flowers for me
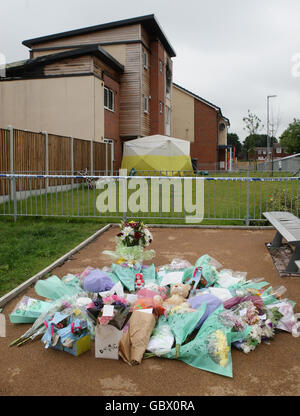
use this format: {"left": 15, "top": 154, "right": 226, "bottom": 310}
{"left": 8, "top": 234, "right": 300, "bottom": 379}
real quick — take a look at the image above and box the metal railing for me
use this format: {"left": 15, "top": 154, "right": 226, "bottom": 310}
{"left": 0, "top": 173, "right": 299, "bottom": 224}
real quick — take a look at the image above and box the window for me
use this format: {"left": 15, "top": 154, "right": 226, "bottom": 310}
{"left": 143, "top": 51, "right": 148, "bottom": 70}
{"left": 160, "top": 102, "right": 163, "bottom": 114}
{"left": 144, "top": 96, "right": 149, "bottom": 113}
{"left": 165, "top": 60, "right": 172, "bottom": 97}
{"left": 104, "top": 87, "right": 114, "bottom": 111}
{"left": 276, "top": 147, "right": 281, "bottom": 154}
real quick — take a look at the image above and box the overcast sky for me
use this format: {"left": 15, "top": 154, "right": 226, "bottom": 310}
{"left": 1, "top": 0, "right": 299, "bottom": 142}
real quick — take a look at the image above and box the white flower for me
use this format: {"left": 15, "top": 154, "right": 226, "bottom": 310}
{"left": 241, "top": 344, "right": 251, "bottom": 354}
{"left": 122, "top": 226, "right": 132, "bottom": 237}
{"left": 144, "top": 228, "right": 153, "bottom": 240}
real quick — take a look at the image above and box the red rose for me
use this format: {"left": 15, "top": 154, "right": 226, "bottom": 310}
{"left": 134, "top": 232, "right": 142, "bottom": 239}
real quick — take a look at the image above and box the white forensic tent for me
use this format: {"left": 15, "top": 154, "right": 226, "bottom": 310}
{"left": 120, "top": 135, "right": 194, "bottom": 174}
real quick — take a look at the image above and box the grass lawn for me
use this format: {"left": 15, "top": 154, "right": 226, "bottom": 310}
{"left": 0, "top": 174, "right": 298, "bottom": 297}
{"left": 0, "top": 217, "right": 107, "bottom": 297}
{"left": 0, "top": 175, "right": 298, "bottom": 224}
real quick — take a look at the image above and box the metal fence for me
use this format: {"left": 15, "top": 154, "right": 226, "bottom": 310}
{"left": 256, "top": 154, "right": 300, "bottom": 174}
{"left": 0, "top": 173, "right": 299, "bottom": 225}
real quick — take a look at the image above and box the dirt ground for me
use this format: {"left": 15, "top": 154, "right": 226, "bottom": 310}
{"left": 1, "top": 226, "right": 300, "bottom": 396}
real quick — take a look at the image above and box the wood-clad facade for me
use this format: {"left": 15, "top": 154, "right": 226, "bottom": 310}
{"left": 1, "top": 15, "right": 229, "bottom": 170}
{"left": 30, "top": 24, "right": 141, "bottom": 52}
{"left": 26, "top": 21, "right": 173, "bottom": 141}
{"left": 43, "top": 55, "right": 93, "bottom": 77}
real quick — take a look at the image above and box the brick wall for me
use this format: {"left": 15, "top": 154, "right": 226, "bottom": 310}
{"left": 150, "top": 40, "right": 165, "bottom": 135}
{"left": 103, "top": 73, "right": 121, "bottom": 170}
{"left": 191, "top": 99, "right": 218, "bottom": 169}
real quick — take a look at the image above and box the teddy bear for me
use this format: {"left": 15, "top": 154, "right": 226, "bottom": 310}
{"left": 162, "top": 283, "right": 192, "bottom": 312}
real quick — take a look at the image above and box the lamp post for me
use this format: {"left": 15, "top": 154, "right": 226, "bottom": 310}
{"left": 267, "top": 95, "right": 277, "bottom": 169}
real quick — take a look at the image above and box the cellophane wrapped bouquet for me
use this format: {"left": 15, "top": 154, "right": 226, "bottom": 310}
{"left": 103, "top": 220, "right": 155, "bottom": 267}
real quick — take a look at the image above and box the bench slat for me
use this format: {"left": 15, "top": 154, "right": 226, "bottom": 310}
{"left": 263, "top": 211, "right": 300, "bottom": 243}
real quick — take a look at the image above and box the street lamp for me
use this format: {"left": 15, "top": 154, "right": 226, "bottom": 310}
{"left": 267, "top": 95, "right": 277, "bottom": 168}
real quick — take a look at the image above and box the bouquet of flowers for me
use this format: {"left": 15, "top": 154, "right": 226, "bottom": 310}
{"left": 116, "top": 220, "right": 153, "bottom": 248}
{"left": 206, "top": 329, "right": 231, "bottom": 368}
{"left": 103, "top": 220, "right": 155, "bottom": 266}
{"left": 97, "top": 295, "right": 131, "bottom": 330}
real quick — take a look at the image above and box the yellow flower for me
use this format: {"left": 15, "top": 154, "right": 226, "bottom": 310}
{"left": 116, "top": 258, "right": 126, "bottom": 264}
{"left": 213, "top": 330, "right": 229, "bottom": 368}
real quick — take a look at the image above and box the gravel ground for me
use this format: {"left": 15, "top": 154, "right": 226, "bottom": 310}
{"left": 0, "top": 226, "right": 299, "bottom": 396}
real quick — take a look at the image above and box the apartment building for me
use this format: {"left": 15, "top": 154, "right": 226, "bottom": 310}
{"left": 0, "top": 14, "right": 229, "bottom": 170}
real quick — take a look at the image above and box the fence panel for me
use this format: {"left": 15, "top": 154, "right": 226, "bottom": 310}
{"left": 0, "top": 128, "right": 112, "bottom": 191}
{"left": 0, "top": 129, "right": 10, "bottom": 195}
{"left": 0, "top": 174, "right": 299, "bottom": 224}
{"left": 94, "top": 141, "right": 107, "bottom": 173}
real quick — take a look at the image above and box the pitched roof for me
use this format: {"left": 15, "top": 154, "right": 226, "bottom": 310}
{"left": 173, "top": 82, "right": 230, "bottom": 126}
{"left": 22, "top": 14, "right": 176, "bottom": 57}
{"left": 2, "top": 44, "right": 124, "bottom": 78}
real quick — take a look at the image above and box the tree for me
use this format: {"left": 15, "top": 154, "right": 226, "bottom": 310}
{"left": 243, "top": 110, "right": 264, "bottom": 136}
{"left": 242, "top": 134, "right": 277, "bottom": 161}
{"left": 243, "top": 134, "right": 277, "bottom": 152}
{"left": 280, "top": 118, "right": 300, "bottom": 154}
{"left": 227, "top": 133, "right": 242, "bottom": 156}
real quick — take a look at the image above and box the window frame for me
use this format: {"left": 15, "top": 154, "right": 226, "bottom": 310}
{"left": 104, "top": 86, "right": 114, "bottom": 112}
{"left": 143, "top": 51, "right": 148, "bottom": 70}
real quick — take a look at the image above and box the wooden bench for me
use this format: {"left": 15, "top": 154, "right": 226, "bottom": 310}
{"left": 263, "top": 211, "right": 300, "bottom": 273}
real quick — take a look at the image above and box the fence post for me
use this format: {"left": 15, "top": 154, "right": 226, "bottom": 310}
{"left": 105, "top": 141, "right": 108, "bottom": 176}
{"left": 119, "top": 169, "right": 127, "bottom": 222}
{"left": 122, "top": 177, "right": 127, "bottom": 222}
{"left": 246, "top": 171, "right": 250, "bottom": 226}
{"left": 111, "top": 140, "right": 114, "bottom": 176}
{"left": 90, "top": 138, "right": 94, "bottom": 175}
{"left": 8, "top": 125, "right": 17, "bottom": 222}
{"left": 42, "top": 131, "right": 49, "bottom": 190}
{"left": 70, "top": 136, "right": 74, "bottom": 184}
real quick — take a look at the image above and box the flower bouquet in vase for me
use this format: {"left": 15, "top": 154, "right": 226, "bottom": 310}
{"left": 102, "top": 220, "right": 155, "bottom": 267}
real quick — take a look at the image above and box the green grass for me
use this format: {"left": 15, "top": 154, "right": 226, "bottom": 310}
{"left": 1, "top": 176, "right": 298, "bottom": 225}
{"left": 0, "top": 217, "right": 107, "bottom": 297}
{"left": 0, "top": 174, "right": 298, "bottom": 296}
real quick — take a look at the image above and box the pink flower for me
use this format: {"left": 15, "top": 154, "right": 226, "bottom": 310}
{"left": 98, "top": 316, "right": 112, "bottom": 325}
{"left": 103, "top": 296, "right": 112, "bottom": 305}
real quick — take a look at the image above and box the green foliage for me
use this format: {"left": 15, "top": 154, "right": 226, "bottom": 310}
{"left": 280, "top": 118, "right": 300, "bottom": 154}
{"left": 271, "top": 188, "right": 299, "bottom": 217}
{"left": 227, "top": 133, "right": 242, "bottom": 156}
{"left": 243, "top": 134, "right": 277, "bottom": 151}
